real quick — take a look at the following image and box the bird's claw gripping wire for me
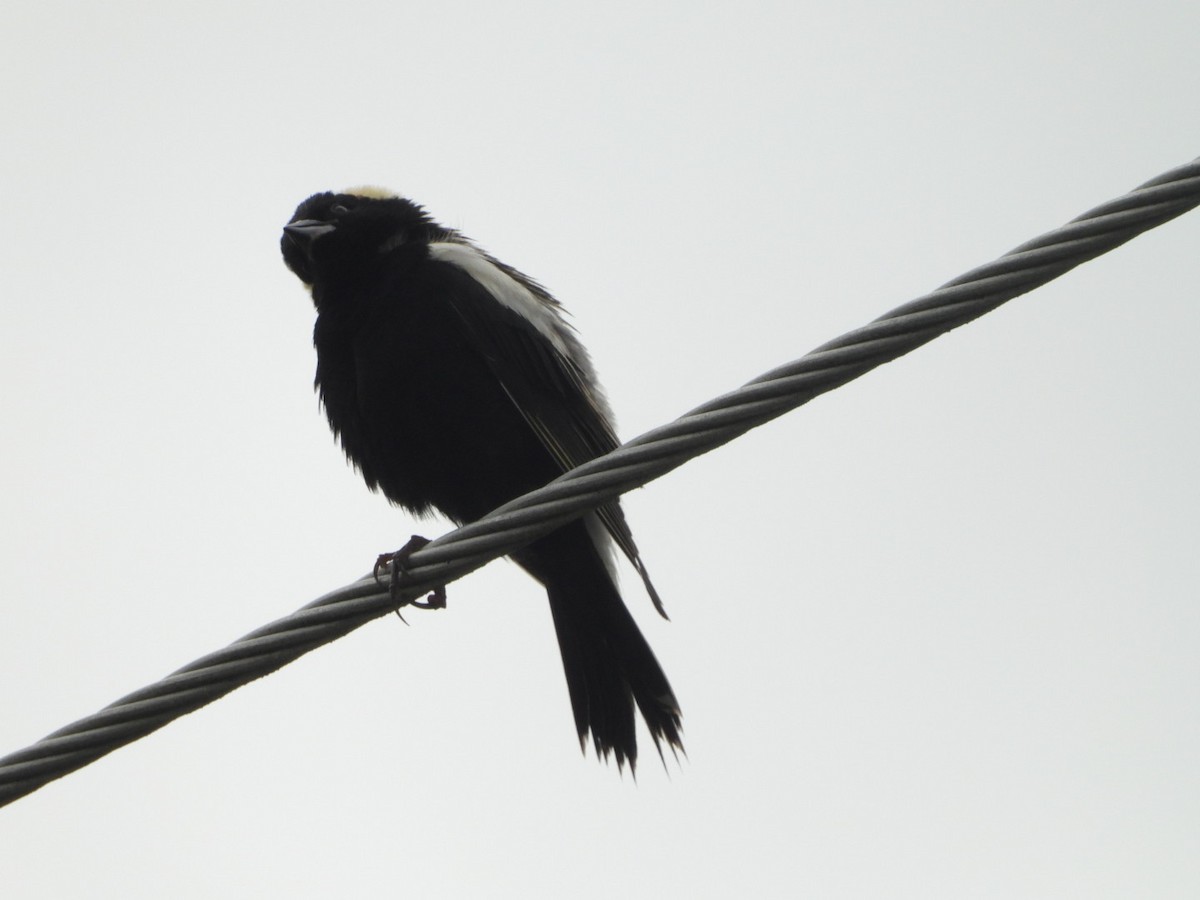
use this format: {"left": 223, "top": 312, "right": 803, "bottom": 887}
{"left": 374, "top": 535, "right": 447, "bottom": 619}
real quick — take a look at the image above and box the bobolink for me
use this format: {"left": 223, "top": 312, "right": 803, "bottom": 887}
{"left": 282, "top": 189, "right": 681, "bottom": 768}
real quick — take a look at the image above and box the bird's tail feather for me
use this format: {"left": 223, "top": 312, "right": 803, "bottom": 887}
{"left": 519, "top": 522, "right": 682, "bottom": 770}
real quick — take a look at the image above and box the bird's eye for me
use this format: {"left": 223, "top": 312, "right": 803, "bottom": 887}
{"left": 330, "top": 203, "right": 350, "bottom": 216}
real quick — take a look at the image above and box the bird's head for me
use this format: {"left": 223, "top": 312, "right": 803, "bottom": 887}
{"left": 281, "top": 188, "right": 440, "bottom": 287}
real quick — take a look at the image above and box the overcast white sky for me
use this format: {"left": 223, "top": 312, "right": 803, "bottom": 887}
{"left": 2, "top": 2, "right": 1198, "bottom": 897}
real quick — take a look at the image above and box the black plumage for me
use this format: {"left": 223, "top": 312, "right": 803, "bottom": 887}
{"left": 281, "top": 189, "right": 682, "bottom": 768}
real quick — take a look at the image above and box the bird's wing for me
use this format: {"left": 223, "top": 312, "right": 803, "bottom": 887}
{"left": 429, "top": 241, "right": 667, "bottom": 617}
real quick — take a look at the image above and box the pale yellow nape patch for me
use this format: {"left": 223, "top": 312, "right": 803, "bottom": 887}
{"left": 342, "top": 185, "right": 398, "bottom": 200}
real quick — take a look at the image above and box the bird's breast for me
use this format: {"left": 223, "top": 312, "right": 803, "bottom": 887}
{"left": 313, "top": 273, "right": 557, "bottom": 523}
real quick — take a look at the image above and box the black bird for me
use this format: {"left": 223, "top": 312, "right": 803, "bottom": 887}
{"left": 281, "top": 189, "right": 682, "bottom": 769}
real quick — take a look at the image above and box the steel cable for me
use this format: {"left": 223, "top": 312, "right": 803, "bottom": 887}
{"left": 2, "top": 157, "right": 1197, "bottom": 806}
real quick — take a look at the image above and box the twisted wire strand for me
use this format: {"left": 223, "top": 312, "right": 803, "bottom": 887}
{"left": 2, "top": 157, "right": 1197, "bottom": 807}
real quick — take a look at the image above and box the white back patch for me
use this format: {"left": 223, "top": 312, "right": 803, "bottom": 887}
{"left": 428, "top": 241, "right": 576, "bottom": 362}
{"left": 427, "top": 239, "right": 619, "bottom": 441}
{"left": 584, "top": 512, "right": 620, "bottom": 586}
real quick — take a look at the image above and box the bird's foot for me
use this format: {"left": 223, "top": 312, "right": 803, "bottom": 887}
{"left": 374, "top": 535, "right": 447, "bottom": 616}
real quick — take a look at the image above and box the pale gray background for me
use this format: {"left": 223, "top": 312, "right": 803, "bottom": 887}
{"left": 2, "top": 2, "right": 1198, "bottom": 897}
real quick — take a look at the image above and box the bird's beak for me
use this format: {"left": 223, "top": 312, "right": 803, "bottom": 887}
{"left": 283, "top": 219, "right": 337, "bottom": 244}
